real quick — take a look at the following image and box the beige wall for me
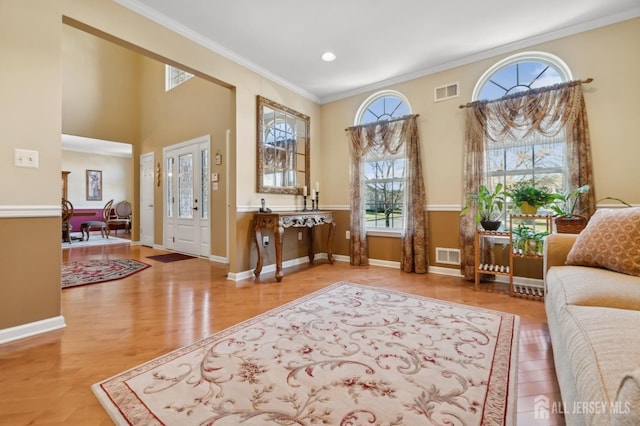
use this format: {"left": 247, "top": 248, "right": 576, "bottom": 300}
{"left": 1, "top": 2, "right": 63, "bottom": 331}
{"left": 62, "top": 151, "right": 133, "bottom": 208}
{"left": 319, "top": 18, "right": 640, "bottom": 273}
{"left": 138, "top": 56, "right": 233, "bottom": 255}
{"left": 320, "top": 18, "right": 640, "bottom": 209}
{"left": 62, "top": 24, "right": 140, "bottom": 144}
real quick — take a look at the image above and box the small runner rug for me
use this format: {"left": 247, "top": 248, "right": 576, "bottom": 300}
{"left": 62, "top": 259, "right": 150, "bottom": 289}
{"left": 92, "top": 282, "right": 519, "bottom": 425}
{"left": 146, "top": 253, "right": 197, "bottom": 263}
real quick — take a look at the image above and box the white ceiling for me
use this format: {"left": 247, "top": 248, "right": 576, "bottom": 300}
{"left": 115, "top": 0, "right": 640, "bottom": 104}
{"left": 62, "top": 134, "right": 132, "bottom": 158}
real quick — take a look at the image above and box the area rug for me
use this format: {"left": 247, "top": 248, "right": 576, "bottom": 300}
{"left": 92, "top": 282, "right": 519, "bottom": 425}
{"left": 146, "top": 253, "right": 197, "bottom": 263}
{"left": 61, "top": 233, "right": 130, "bottom": 249}
{"left": 62, "top": 259, "right": 150, "bottom": 289}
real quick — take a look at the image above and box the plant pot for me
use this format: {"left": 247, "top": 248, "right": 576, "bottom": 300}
{"left": 520, "top": 202, "right": 538, "bottom": 215}
{"left": 555, "top": 215, "right": 587, "bottom": 234}
{"left": 527, "top": 240, "right": 541, "bottom": 256}
{"left": 480, "top": 220, "right": 501, "bottom": 231}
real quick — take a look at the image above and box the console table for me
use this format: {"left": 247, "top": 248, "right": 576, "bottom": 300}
{"left": 253, "top": 211, "right": 336, "bottom": 282}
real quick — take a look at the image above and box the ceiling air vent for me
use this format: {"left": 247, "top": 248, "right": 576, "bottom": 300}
{"left": 434, "top": 82, "right": 459, "bottom": 102}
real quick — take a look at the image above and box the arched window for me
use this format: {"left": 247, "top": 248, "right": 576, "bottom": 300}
{"left": 355, "top": 91, "right": 412, "bottom": 231}
{"left": 473, "top": 52, "right": 572, "bottom": 214}
{"left": 474, "top": 52, "right": 572, "bottom": 101}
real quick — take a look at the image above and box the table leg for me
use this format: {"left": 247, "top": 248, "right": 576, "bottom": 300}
{"left": 327, "top": 220, "right": 336, "bottom": 264}
{"left": 274, "top": 224, "right": 284, "bottom": 282}
{"left": 307, "top": 227, "right": 315, "bottom": 263}
{"left": 253, "top": 220, "right": 263, "bottom": 277}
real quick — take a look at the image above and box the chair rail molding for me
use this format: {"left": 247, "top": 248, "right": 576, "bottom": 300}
{"left": 0, "top": 205, "right": 61, "bottom": 218}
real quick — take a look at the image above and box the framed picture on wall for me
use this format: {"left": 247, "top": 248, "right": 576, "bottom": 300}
{"left": 86, "top": 169, "right": 103, "bottom": 201}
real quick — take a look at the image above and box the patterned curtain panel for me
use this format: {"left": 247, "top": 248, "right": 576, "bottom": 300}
{"left": 348, "top": 115, "right": 428, "bottom": 273}
{"left": 460, "top": 81, "right": 595, "bottom": 279}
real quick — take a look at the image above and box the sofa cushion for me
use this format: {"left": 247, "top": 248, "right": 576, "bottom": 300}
{"left": 566, "top": 207, "right": 640, "bottom": 277}
{"left": 546, "top": 265, "right": 640, "bottom": 311}
{"left": 614, "top": 368, "right": 640, "bottom": 425}
{"left": 555, "top": 305, "right": 640, "bottom": 424}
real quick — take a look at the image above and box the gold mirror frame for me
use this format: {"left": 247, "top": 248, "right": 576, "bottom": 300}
{"left": 257, "top": 95, "right": 310, "bottom": 195}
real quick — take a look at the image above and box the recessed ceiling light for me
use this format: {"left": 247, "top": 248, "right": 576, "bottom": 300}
{"left": 321, "top": 52, "right": 336, "bottom": 62}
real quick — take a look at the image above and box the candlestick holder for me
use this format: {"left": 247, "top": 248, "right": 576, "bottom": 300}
{"left": 311, "top": 199, "right": 316, "bottom": 211}
{"left": 302, "top": 195, "right": 308, "bottom": 211}
{"left": 314, "top": 191, "right": 320, "bottom": 211}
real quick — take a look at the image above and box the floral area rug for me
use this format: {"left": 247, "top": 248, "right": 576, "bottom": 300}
{"left": 92, "top": 282, "right": 519, "bottom": 425}
{"left": 62, "top": 259, "right": 150, "bottom": 289}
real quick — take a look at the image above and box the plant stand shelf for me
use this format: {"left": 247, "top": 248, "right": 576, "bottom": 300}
{"left": 474, "top": 214, "right": 552, "bottom": 298}
{"left": 474, "top": 230, "right": 512, "bottom": 293}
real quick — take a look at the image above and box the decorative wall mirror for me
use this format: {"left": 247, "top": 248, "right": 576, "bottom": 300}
{"left": 257, "top": 95, "right": 310, "bottom": 194}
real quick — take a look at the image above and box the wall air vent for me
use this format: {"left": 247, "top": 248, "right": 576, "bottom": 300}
{"left": 435, "top": 247, "right": 461, "bottom": 265}
{"left": 434, "top": 82, "right": 459, "bottom": 102}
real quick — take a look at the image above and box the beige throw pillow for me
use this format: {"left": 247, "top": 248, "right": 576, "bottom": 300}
{"left": 566, "top": 207, "right": 640, "bottom": 277}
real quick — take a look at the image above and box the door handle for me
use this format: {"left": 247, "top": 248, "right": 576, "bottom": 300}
{"left": 193, "top": 206, "right": 198, "bottom": 211}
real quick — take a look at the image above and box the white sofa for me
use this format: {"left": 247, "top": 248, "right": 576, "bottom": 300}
{"left": 544, "top": 208, "right": 640, "bottom": 426}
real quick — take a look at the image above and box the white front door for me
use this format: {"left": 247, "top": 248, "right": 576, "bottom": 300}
{"left": 164, "top": 136, "right": 210, "bottom": 256}
{"left": 140, "top": 152, "right": 155, "bottom": 247}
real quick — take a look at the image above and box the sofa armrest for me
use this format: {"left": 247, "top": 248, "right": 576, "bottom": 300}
{"left": 543, "top": 233, "right": 579, "bottom": 273}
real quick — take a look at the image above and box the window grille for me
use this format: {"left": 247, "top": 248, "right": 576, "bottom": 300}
{"left": 165, "top": 65, "right": 193, "bottom": 91}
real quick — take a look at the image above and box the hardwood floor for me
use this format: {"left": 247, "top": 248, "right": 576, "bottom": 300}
{"left": 0, "top": 241, "right": 565, "bottom": 425}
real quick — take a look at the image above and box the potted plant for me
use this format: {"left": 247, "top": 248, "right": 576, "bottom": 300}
{"left": 549, "top": 184, "right": 590, "bottom": 234}
{"left": 460, "top": 183, "right": 506, "bottom": 231}
{"left": 507, "top": 181, "right": 557, "bottom": 214}
{"left": 511, "top": 223, "right": 550, "bottom": 256}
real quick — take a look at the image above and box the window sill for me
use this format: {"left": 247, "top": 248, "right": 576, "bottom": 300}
{"left": 366, "top": 229, "right": 403, "bottom": 238}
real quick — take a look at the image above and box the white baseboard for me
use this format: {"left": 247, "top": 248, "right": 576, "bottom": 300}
{"left": 0, "top": 316, "right": 66, "bottom": 345}
{"left": 228, "top": 254, "right": 464, "bottom": 281}
{"left": 429, "top": 265, "right": 464, "bottom": 277}
{"left": 228, "top": 253, "right": 333, "bottom": 281}
{"left": 209, "top": 255, "right": 229, "bottom": 264}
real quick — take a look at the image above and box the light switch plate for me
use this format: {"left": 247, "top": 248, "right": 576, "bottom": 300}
{"left": 14, "top": 148, "right": 39, "bottom": 168}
